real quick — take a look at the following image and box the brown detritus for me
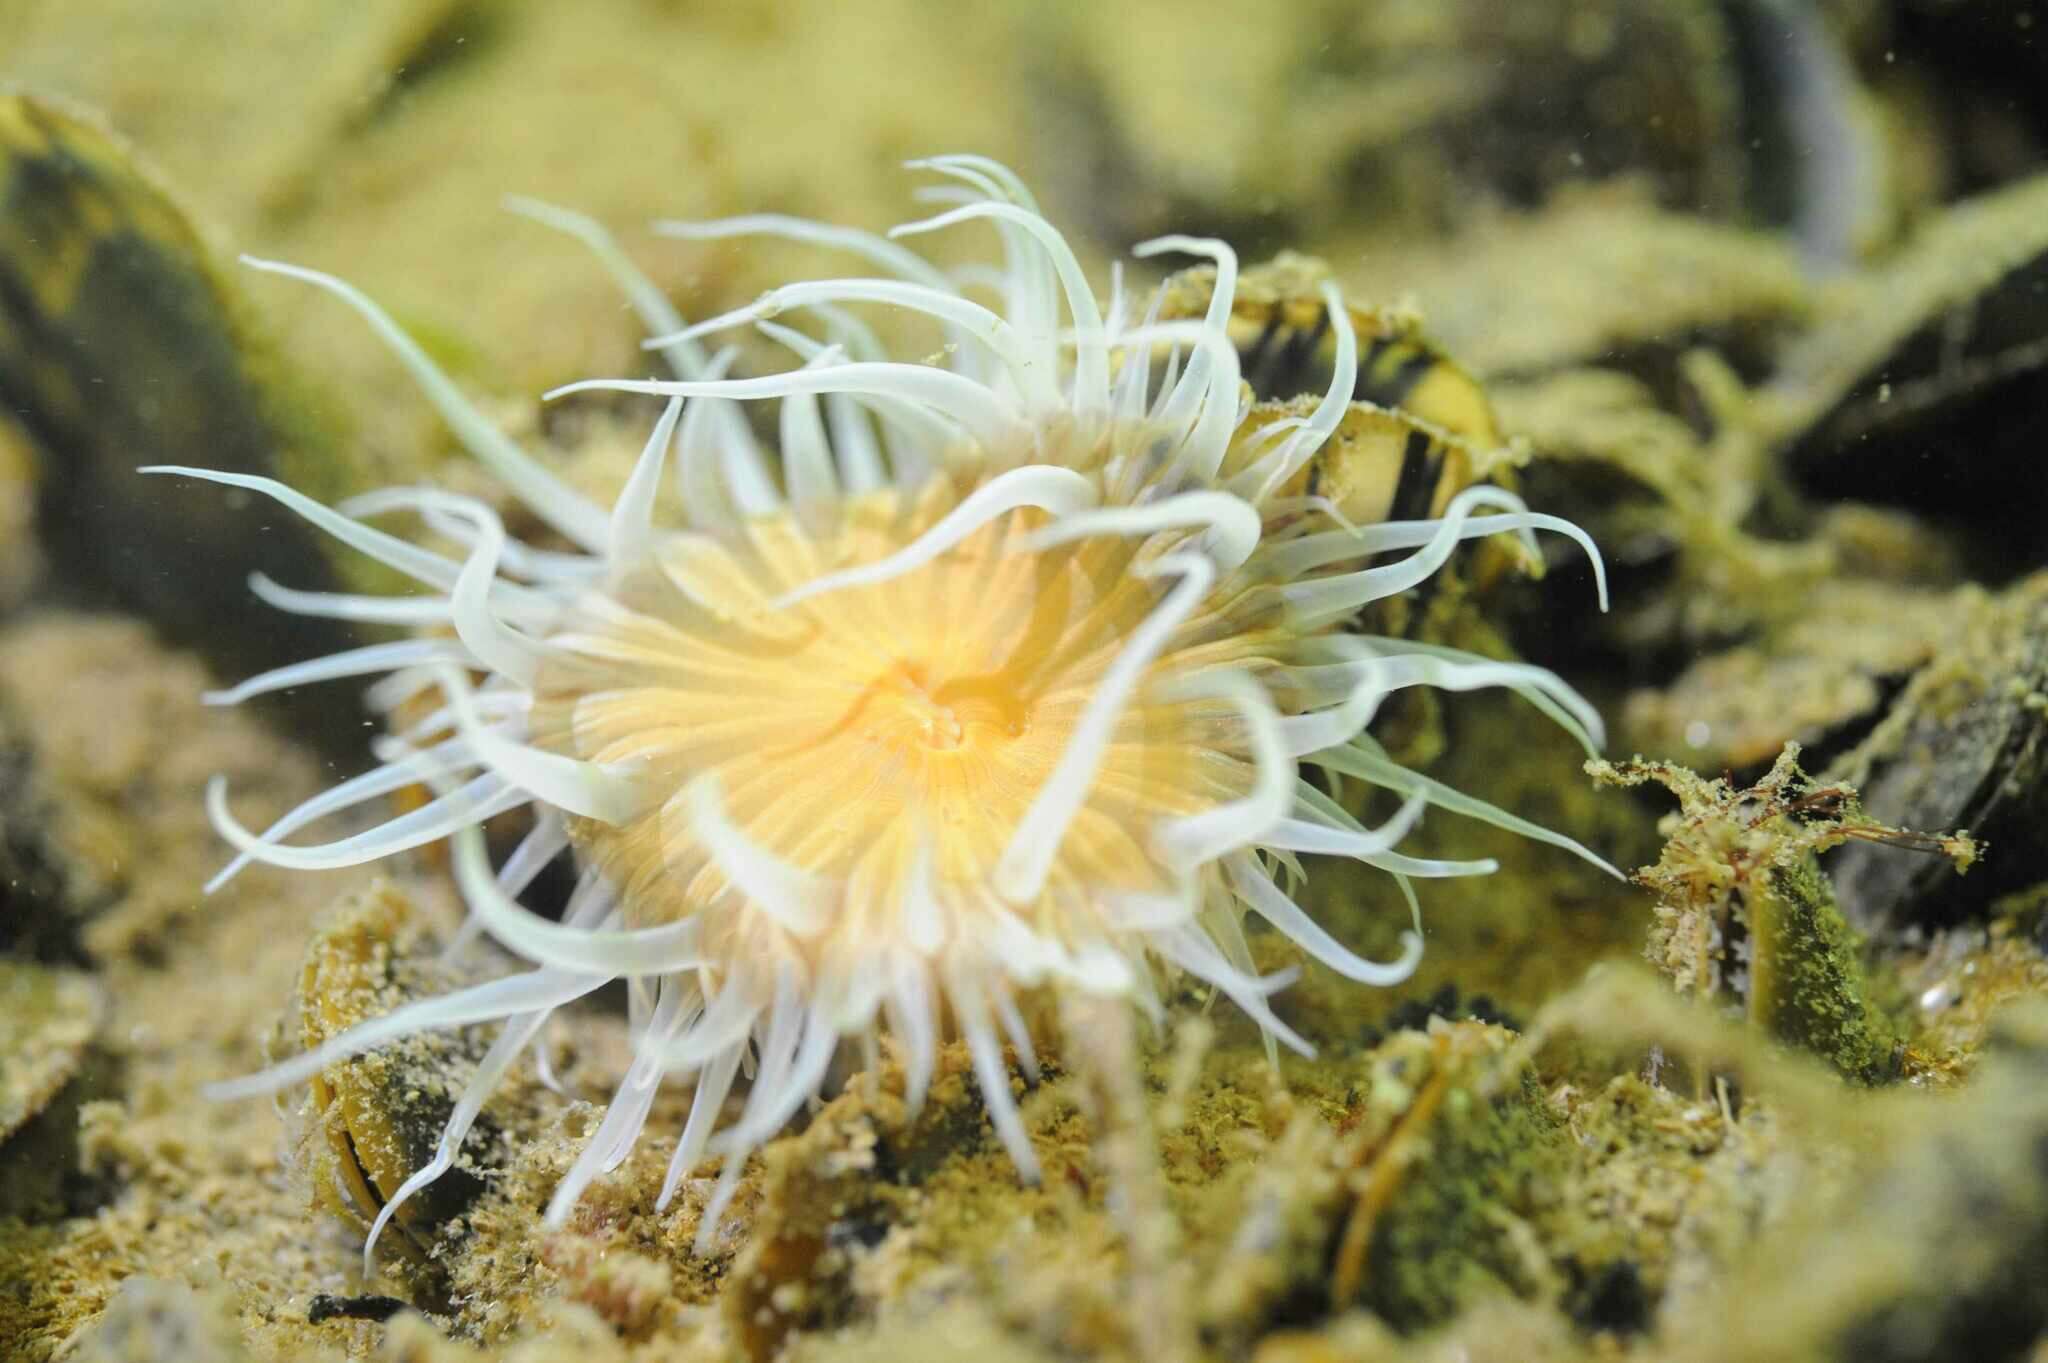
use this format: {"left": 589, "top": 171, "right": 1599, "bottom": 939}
{"left": 1252, "top": 1297, "right": 1588, "bottom": 1363}
{"left": 1191, "top": 1108, "right": 1350, "bottom": 1344}
{"left": 0, "top": 412, "right": 41, "bottom": 609}
{"left": 719, "top": 1093, "right": 890, "bottom": 1363}
{"left": 717, "top": 1032, "right": 1077, "bottom": 1362}
{"left": 1592, "top": 744, "right": 1974, "bottom": 1082}
{"left": 0, "top": 608, "right": 366, "bottom": 1361}
{"left": 784, "top": 1301, "right": 1064, "bottom": 1363}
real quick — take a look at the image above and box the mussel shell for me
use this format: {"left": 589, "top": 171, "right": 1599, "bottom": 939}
{"left": 0, "top": 94, "right": 358, "bottom": 746}
{"left": 1829, "top": 576, "right": 2048, "bottom": 930}
{"left": 1778, "top": 174, "right": 2048, "bottom": 576}
{"left": 294, "top": 882, "right": 503, "bottom": 1258}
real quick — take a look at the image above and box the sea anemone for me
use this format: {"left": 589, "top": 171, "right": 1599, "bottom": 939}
{"left": 156, "top": 156, "right": 1609, "bottom": 1267}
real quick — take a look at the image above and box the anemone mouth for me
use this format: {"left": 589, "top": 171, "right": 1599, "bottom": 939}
{"left": 531, "top": 467, "right": 1269, "bottom": 956}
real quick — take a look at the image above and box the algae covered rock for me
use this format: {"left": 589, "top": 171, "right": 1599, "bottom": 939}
{"left": 1331, "top": 1021, "right": 1569, "bottom": 1330}
{"left": 1593, "top": 745, "right": 1974, "bottom": 1082}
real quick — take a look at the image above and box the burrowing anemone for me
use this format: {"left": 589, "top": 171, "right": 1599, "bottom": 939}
{"left": 157, "top": 157, "right": 1609, "bottom": 1264}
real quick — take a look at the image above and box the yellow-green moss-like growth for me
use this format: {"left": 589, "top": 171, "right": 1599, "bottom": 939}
{"left": 1590, "top": 744, "right": 1976, "bottom": 1083}
{"left": 1749, "top": 854, "right": 1899, "bottom": 1084}
{"left": 1334, "top": 1022, "right": 1570, "bottom": 1330}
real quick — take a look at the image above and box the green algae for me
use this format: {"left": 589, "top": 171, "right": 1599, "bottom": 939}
{"left": 1341, "top": 1026, "right": 1570, "bottom": 1331}
{"left": 1750, "top": 855, "right": 1900, "bottom": 1084}
{"left": 1592, "top": 745, "right": 1973, "bottom": 1083}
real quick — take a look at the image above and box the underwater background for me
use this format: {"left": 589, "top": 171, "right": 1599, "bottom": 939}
{"left": 3, "top": 1, "right": 2048, "bottom": 1359}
